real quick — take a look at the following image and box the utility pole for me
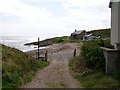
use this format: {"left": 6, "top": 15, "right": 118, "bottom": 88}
{"left": 38, "top": 37, "right": 40, "bottom": 60}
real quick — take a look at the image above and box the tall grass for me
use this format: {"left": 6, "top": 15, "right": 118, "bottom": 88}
{"left": 2, "top": 44, "right": 49, "bottom": 88}
{"left": 69, "top": 56, "right": 120, "bottom": 88}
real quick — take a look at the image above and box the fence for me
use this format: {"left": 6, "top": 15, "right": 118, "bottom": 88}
{"left": 36, "top": 51, "right": 48, "bottom": 61}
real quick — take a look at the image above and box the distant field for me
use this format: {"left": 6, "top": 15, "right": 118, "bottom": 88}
{"left": 88, "top": 28, "right": 110, "bottom": 38}
{"left": 24, "top": 28, "right": 111, "bottom": 46}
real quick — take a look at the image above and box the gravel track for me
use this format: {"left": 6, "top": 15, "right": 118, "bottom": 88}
{"left": 20, "top": 43, "right": 81, "bottom": 88}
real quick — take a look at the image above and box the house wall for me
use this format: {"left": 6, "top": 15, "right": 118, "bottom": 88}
{"left": 111, "top": 2, "right": 119, "bottom": 46}
{"left": 118, "top": 2, "right": 120, "bottom": 45}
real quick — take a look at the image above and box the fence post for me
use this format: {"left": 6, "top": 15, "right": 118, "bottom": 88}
{"left": 45, "top": 50, "right": 48, "bottom": 61}
{"left": 74, "top": 49, "right": 76, "bottom": 57}
{"left": 38, "top": 37, "right": 40, "bottom": 60}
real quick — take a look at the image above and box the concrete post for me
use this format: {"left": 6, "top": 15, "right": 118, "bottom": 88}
{"left": 101, "top": 47, "right": 120, "bottom": 73}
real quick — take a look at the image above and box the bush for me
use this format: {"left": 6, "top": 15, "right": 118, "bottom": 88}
{"left": 81, "top": 40, "right": 105, "bottom": 71}
{"left": 69, "top": 39, "right": 119, "bottom": 88}
{"left": 95, "top": 38, "right": 114, "bottom": 49}
{"left": 81, "top": 39, "right": 113, "bottom": 71}
{"left": 103, "top": 38, "right": 114, "bottom": 49}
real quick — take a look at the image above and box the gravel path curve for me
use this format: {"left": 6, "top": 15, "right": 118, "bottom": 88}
{"left": 20, "top": 43, "right": 81, "bottom": 88}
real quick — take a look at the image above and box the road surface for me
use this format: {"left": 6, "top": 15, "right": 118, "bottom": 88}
{"left": 20, "top": 43, "right": 81, "bottom": 88}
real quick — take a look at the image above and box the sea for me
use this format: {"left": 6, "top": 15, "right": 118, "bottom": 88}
{"left": 0, "top": 36, "right": 46, "bottom": 52}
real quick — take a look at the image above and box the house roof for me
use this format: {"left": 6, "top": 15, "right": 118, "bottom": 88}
{"left": 109, "top": 0, "right": 120, "bottom": 8}
{"left": 71, "top": 30, "right": 85, "bottom": 35}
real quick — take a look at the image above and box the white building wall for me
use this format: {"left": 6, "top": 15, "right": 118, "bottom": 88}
{"left": 111, "top": 2, "right": 119, "bottom": 45}
{"left": 118, "top": 2, "right": 120, "bottom": 43}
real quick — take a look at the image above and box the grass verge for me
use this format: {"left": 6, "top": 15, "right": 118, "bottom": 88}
{"left": 69, "top": 56, "right": 120, "bottom": 88}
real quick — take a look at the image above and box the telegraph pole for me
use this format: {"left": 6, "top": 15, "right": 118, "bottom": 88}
{"left": 38, "top": 37, "right": 40, "bottom": 60}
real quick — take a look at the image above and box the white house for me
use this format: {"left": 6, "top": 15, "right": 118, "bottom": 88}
{"left": 109, "top": 0, "right": 120, "bottom": 49}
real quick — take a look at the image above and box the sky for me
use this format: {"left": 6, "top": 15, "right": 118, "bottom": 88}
{"left": 0, "top": 0, "right": 111, "bottom": 40}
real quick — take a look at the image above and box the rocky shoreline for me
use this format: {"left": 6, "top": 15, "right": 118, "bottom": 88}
{"left": 24, "top": 38, "right": 53, "bottom": 47}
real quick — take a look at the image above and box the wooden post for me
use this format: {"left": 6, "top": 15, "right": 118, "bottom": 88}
{"left": 74, "top": 49, "right": 76, "bottom": 57}
{"left": 45, "top": 50, "right": 48, "bottom": 61}
{"left": 38, "top": 37, "right": 40, "bottom": 60}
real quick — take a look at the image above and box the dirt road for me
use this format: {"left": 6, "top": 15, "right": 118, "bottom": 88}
{"left": 20, "top": 43, "right": 81, "bottom": 88}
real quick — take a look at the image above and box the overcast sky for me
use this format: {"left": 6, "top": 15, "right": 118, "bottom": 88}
{"left": 0, "top": 0, "right": 111, "bottom": 40}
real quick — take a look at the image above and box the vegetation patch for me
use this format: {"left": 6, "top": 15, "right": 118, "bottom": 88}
{"left": 69, "top": 39, "right": 119, "bottom": 88}
{"left": 77, "top": 71, "right": 119, "bottom": 88}
{"left": 52, "top": 36, "right": 70, "bottom": 43}
{"left": 69, "top": 56, "right": 120, "bottom": 88}
{"left": 88, "top": 28, "right": 111, "bottom": 38}
{"left": 81, "top": 39, "right": 114, "bottom": 71}
{"left": 24, "top": 36, "right": 82, "bottom": 47}
{"left": 2, "top": 44, "right": 49, "bottom": 88}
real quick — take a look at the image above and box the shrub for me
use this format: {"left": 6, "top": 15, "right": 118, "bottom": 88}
{"left": 81, "top": 40, "right": 105, "bottom": 71}
{"left": 94, "top": 38, "right": 114, "bottom": 49}
{"left": 81, "top": 39, "right": 113, "bottom": 71}
{"left": 103, "top": 38, "right": 114, "bottom": 49}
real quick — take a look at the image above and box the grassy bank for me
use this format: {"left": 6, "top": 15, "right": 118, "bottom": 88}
{"left": 69, "top": 39, "right": 119, "bottom": 88}
{"left": 69, "top": 56, "right": 120, "bottom": 88}
{"left": 24, "top": 36, "right": 82, "bottom": 46}
{"left": 2, "top": 44, "right": 49, "bottom": 88}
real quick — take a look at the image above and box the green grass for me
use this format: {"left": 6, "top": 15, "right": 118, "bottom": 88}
{"left": 69, "top": 56, "right": 120, "bottom": 88}
{"left": 76, "top": 71, "right": 119, "bottom": 88}
{"left": 2, "top": 44, "right": 49, "bottom": 88}
{"left": 52, "top": 36, "right": 70, "bottom": 43}
{"left": 88, "top": 28, "right": 110, "bottom": 38}
{"left": 52, "top": 36, "right": 82, "bottom": 43}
